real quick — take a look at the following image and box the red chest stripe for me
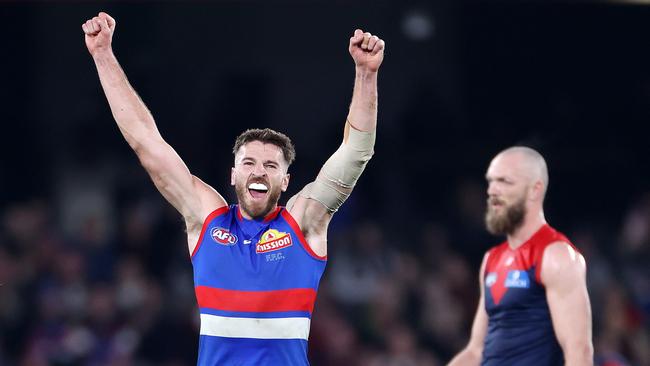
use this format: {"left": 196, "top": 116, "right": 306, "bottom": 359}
{"left": 489, "top": 266, "right": 529, "bottom": 305}
{"left": 484, "top": 224, "right": 578, "bottom": 305}
{"left": 195, "top": 286, "right": 317, "bottom": 314}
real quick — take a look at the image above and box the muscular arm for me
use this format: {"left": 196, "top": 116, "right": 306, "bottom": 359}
{"left": 346, "top": 61, "right": 378, "bottom": 132}
{"left": 447, "top": 254, "right": 489, "bottom": 366}
{"left": 542, "top": 242, "right": 594, "bottom": 366}
{"left": 83, "top": 13, "right": 225, "bottom": 250}
{"left": 288, "top": 30, "right": 385, "bottom": 257}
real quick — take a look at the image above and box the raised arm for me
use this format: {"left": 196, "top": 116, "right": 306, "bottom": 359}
{"left": 82, "top": 13, "right": 225, "bottom": 251}
{"left": 346, "top": 29, "right": 383, "bottom": 133}
{"left": 287, "top": 30, "right": 385, "bottom": 257}
{"left": 542, "top": 242, "right": 594, "bottom": 366}
{"left": 447, "top": 254, "right": 489, "bottom": 366}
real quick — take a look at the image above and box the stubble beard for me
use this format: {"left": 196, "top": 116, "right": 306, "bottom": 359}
{"left": 235, "top": 181, "right": 282, "bottom": 219}
{"left": 485, "top": 196, "right": 527, "bottom": 236}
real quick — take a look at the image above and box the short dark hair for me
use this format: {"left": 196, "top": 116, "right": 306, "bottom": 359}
{"left": 232, "top": 128, "right": 296, "bottom": 166}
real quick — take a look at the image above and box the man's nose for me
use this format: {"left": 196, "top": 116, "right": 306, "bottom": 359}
{"left": 252, "top": 163, "right": 267, "bottom": 176}
{"left": 487, "top": 182, "right": 498, "bottom": 197}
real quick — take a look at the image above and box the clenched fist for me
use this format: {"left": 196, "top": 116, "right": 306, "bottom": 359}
{"left": 349, "top": 29, "right": 385, "bottom": 73}
{"left": 82, "top": 12, "right": 116, "bottom": 56}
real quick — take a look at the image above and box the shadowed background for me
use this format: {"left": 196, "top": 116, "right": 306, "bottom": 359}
{"left": 0, "top": 1, "right": 649, "bottom": 365}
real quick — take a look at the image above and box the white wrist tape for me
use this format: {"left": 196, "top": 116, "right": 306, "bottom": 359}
{"left": 300, "top": 125, "right": 375, "bottom": 213}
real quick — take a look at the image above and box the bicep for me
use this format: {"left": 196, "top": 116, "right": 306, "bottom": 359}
{"left": 136, "top": 136, "right": 225, "bottom": 224}
{"left": 542, "top": 244, "right": 593, "bottom": 360}
{"left": 546, "top": 281, "right": 591, "bottom": 347}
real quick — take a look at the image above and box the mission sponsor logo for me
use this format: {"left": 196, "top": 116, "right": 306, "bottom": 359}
{"left": 211, "top": 227, "right": 238, "bottom": 245}
{"left": 504, "top": 270, "right": 530, "bottom": 288}
{"left": 256, "top": 229, "right": 292, "bottom": 253}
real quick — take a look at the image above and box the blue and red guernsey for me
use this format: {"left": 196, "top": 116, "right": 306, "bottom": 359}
{"left": 191, "top": 204, "right": 327, "bottom": 366}
{"left": 482, "top": 224, "right": 578, "bottom": 366}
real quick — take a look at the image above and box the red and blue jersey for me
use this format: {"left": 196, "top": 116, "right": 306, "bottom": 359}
{"left": 191, "top": 204, "right": 327, "bottom": 366}
{"left": 482, "top": 224, "right": 577, "bottom": 366}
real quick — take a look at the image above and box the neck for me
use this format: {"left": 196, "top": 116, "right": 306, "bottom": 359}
{"left": 506, "top": 209, "right": 547, "bottom": 249}
{"left": 239, "top": 204, "right": 278, "bottom": 221}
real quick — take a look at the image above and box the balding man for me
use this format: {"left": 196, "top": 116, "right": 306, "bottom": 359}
{"left": 448, "top": 147, "right": 593, "bottom": 366}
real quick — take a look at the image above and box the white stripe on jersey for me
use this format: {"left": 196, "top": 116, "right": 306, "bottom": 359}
{"left": 199, "top": 314, "right": 311, "bottom": 340}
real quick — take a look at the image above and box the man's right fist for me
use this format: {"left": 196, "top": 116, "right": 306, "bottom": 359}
{"left": 82, "top": 12, "right": 115, "bottom": 56}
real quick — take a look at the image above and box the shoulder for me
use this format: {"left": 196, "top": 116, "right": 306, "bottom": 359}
{"left": 543, "top": 241, "right": 585, "bottom": 269}
{"left": 484, "top": 242, "right": 507, "bottom": 263}
{"left": 287, "top": 195, "right": 331, "bottom": 237}
{"left": 190, "top": 204, "right": 231, "bottom": 230}
{"left": 481, "top": 242, "right": 505, "bottom": 277}
{"left": 479, "top": 251, "right": 491, "bottom": 277}
{"left": 487, "top": 241, "right": 508, "bottom": 256}
{"left": 540, "top": 241, "right": 586, "bottom": 286}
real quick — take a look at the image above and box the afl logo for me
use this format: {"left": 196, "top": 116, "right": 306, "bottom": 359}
{"left": 211, "top": 227, "right": 237, "bottom": 245}
{"left": 485, "top": 272, "right": 497, "bottom": 288}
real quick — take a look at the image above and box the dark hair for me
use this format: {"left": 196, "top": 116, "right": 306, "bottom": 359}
{"left": 232, "top": 128, "right": 296, "bottom": 166}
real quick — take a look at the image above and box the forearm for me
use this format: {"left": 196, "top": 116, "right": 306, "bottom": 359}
{"left": 298, "top": 69, "right": 377, "bottom": 215}
{"left": 347, "top": 68, "right": 378, "bottom": 132}
{"left": 92, "top": 50, "right": 161, "bottom": 150}
{"left": 447, "top": 348, "right": 481, "bottom": 366}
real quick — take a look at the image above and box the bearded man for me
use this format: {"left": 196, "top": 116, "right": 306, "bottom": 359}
{"left": 448, "top": 146, "right": 593, "bottom": 366}
{"left": 82, "top": 11, "right": 385, "bottom": 365}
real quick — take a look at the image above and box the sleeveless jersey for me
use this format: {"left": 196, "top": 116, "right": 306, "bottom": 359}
{"left": 482, "top": 224, "right": 578, "bottom": 366}
{"left": 191, "top": 204, "right": 327, "bottom": 366}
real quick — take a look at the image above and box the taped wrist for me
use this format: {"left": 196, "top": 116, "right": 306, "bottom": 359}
{"left": 301, "top": 125, "right": 375, "bottom": 213}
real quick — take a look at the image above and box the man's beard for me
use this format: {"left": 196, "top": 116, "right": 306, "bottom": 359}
{"left": 485, "top": 196, "right": 526, "bottom": 236}
{"left": 235, "top": 181, "right": 282, "bottom": 219}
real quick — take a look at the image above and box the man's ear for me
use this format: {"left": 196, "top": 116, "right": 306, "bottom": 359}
{"left": 231, "top": 167, "right": 236, "bottom": 186}
{"left": 529, "top": 180, "right": 544, "bottom": 202}
{"left": 282, "top": 173, "right": 290, "bottom": 192}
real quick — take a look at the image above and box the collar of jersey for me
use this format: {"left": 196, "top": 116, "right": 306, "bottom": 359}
{"left": 235, "top": 205, "right": 283, "bottom": 223}
{"left": 505, "top": 223, "right": 552, "bottom": 252}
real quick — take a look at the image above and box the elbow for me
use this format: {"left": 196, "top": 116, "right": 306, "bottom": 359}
{"left": 344, "top": 139, "right": 374, "bottom": 164}
{"left": 122, "top": 125, "right": 163, "bottom": 156}
{"left": 129, "top": 140, "right": 145, "bottom": 155}
{"left": 130, "top": 133, "right": 164, "bottom": 157}
{"left": 134, "top": 140, "right": 167, "bottom": 173}
{"left": 581, "top": 343, "right": 595, "bottom": 365}
{"left": 131, "top": 140, "right": 151, "bottom": 164}
{"left": 447, "top": 345, "right": 482, "bottom": 366}
{"left": 344, "top": 124, "right": 376, "bottom": 161}
{"left": 564, "top": 341, "right": 593, "bottom": 366}
{"left": 360, "top": 147, "right": 374, "bottom": 162}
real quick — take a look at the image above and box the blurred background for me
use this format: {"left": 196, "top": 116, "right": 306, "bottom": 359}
{"left": 1, "top": 0, "right": 649, "bottom": 365}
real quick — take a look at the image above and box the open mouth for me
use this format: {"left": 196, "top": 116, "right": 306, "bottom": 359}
{"left": 489, "top": 198, "right": 505, "bottom": 208}
{"left": 248, "top": 182, "right": 269, "bottom": 199}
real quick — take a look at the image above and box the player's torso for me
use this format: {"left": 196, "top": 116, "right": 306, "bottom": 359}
{"left": 191, "top": 205, "right": 327, "bottom": 366}
{"left": 481, "top": 224, "right": 567, "bottom": 366}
